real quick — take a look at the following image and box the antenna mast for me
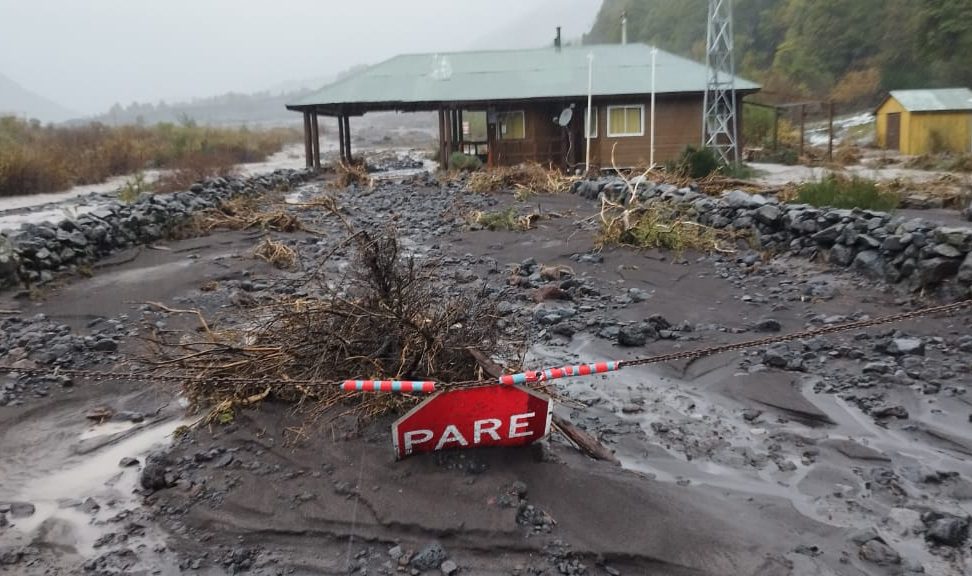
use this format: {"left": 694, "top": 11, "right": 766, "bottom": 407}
{"left": 702, "top": 0, "right": 739, "bottom": 164}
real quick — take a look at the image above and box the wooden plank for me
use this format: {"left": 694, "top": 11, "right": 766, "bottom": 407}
{"left": 550, "top": 414, "right": 620, "bottom": 465}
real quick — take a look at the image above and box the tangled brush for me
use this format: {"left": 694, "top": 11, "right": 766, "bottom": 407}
{"left": 147, "top": 230, "right": 506, "bottom": 421}
{"left": 466, "top": 163, "right": 577, "bottom": 196}
{"left": 335, "top": 161, "right": 372, "bottom": 188}
{"left": 598, "top": 153, "right": 740, "bottom": 256}
{"left": 191, "top": 195, "right": 303, "bottom": 233}
{"left": 253, "top": 236, "right": 298, "bottom": 269}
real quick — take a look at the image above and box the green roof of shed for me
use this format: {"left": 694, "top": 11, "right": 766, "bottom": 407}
{"left": 888, "top": 88, "right": 972, "bottom": 112}
{"left": 288, "top": 43, "right": 759, "bottom": 113}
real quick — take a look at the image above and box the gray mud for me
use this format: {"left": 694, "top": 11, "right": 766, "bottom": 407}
{"left": 1, "top": 158, "right": 971, "bottom": 575}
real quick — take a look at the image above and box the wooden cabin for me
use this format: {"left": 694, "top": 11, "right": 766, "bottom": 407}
{"left": 286, "top": 43, "right": 759, "bottom": 170}
{"left": 875, "top": 88, "right": 972, "bottom": 155}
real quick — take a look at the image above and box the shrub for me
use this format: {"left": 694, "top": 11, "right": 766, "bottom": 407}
{"left": 796, "top": 174, "right": 898, "bottom": 211}
{"left": 675, "top": 146, "right": 722, "bottom": 179}
{"left": 472, "top": 207, "right": 520, "bottom": 231}
{"left": 761, "top": 147, "right": 799, "bottom": 165}
{"left": 118, "top": 171, "right": 149, "bottom": 203}
{"left": 598, "top": 203, "right": 739, "bottom": 257}
{"left": 668, "top": 145, "right": 760, "bottom": 179}
{"left": 449, "top": 152, "right": 482, "bottom": 172}
{"left": 743, "top": 104, "right": 776, "bottom": 147}
{"left": 0, "top": 116, "right": 300, "bottom": 197}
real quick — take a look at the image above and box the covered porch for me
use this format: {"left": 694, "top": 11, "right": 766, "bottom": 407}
{"left": 287, "top": 98, "right": 589, "bottom": 172}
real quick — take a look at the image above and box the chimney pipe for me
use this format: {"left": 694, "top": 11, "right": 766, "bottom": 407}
{"left": 621, "top": 10, "right": 628, "bottom": 45}
{"left": 555, "top": 26, "right": 562, "bottom": 51}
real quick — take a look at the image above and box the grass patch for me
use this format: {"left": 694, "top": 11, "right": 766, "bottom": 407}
{"left": 599, "top": 203, "right": 738, "bottom": 257}
{"left": 472, "top": 207, "right": 520, "bottom": 231}
{"left": 0, "top": 116, "right": 300, "bottom": 197}
{"left": 118, "top": 171, "right": 149, "bottom": 203}
{"left": 449, "top": 152, "right": 482, "bottom": 172}
{"left": 668, "top": 145, "right": 760, "bottom": 180}
{"left": 796, "top": 174, "right": 898, "bottom": 211}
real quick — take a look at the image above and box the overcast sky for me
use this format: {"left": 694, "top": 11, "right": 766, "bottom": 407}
{"left": 0, "top": 0, "right": 601, "bottom": 115}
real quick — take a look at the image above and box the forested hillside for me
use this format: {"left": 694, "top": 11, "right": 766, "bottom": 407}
{"left": 586, "top": 0, "right": 972, "bottom": 107}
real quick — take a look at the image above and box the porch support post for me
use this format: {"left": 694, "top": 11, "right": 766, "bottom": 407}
{"left": 303, "top": 112, "right": 313, "bottom": 169}
{"left": 338, "top": 115, "right": 346, "bottom": 164}
{"left": 438, "top": 108, "right": 447, "bottom": 169}
{"left": 456, "top": 108, "right": 466, "bottom": 151}
{"left": 311, "top": 112, "right": 321, "bottom": 169}
{"left": 343, "top": 115, "right": 353, "bottom": 164}
{"left": 445, "top": 109, "right": 452, "bottom": 156}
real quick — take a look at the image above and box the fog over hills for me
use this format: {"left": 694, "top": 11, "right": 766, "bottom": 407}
{"left": 0, "top": 72, "right": 77, "bottom": 123}
{"left": 1, "top": 0, "right": 600, "bottom": 126}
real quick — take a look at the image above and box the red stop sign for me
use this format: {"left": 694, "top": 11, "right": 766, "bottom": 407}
{"left": 392, "top": 385, "right": 552, "bottom": 460}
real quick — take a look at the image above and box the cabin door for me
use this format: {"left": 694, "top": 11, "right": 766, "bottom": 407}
{"left": 886, "top": 113, "right": 901, "bottom": 151}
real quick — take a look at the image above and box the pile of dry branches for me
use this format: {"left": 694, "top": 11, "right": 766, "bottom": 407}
{"left": 147, "top": 231, "right": 505, "bottom": 420}
{"left": 189, "top": 195, "right": 303, "bottom": 234}
{"left": 253, "top": 236, "right": 298, "bottom": 269}
{"left": 334, "top": 161, "right": 372, "bottom": 188}
{"left": 598, "top": 164, "right": 742, "bottom": 256}
{"left": 466, "top": 163, "right": 578, "bottom": 196}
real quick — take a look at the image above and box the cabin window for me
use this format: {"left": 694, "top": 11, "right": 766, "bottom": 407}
{"left": 462, "top": 110, "right": 488, "bottom": 142}
{"left": 585, "top": 107, "right": 598, "bottom": 138}
{"left": 607, "top": 105, "right": 644, "bottom": 137}
{"left": 498, "top": 111, "right": 526, "bottom": 140}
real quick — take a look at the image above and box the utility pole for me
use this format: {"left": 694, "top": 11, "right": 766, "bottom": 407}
{"left": 702, "top": 0, "right": 739, "bottom": 165}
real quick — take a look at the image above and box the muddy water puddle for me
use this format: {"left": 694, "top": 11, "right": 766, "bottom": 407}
{"left": 1, "top": 403, "right": 189, "bottom": 567}
{"left": 527, "top": 332, "right": 972, "bottom": 544}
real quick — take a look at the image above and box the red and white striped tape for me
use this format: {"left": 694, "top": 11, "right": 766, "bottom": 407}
{"left": 341, "top": 380, "right": 437, "bottom": 393}
{"left": 498, "top": 361, "right": 621, "bottom": 385}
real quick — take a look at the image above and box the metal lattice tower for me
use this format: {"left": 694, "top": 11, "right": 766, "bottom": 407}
{"left": 702, "top": 0, "right": 739, "bottom": 164}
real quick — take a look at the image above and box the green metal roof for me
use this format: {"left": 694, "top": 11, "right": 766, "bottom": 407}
{"left": 288, "top": 43, "right": 759, "bottom": 112}
{"left": 889, "top": 88, "right": 972, "bottom": 112}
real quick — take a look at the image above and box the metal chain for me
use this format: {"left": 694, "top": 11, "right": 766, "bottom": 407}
{"left": 0, "top": 366, "right": 336, "bottom": 387}
{"left": 620, "top": 298, "right": 972, "bottom": 368}
{"left": 0, "top": 299, "right": 969, "bottom": 388}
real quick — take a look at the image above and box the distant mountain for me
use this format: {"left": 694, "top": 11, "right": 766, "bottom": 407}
{"left": 82, "top": 71, "right": 354, "bottom": 128}
{"left": 0, "top": 72, "right": 77, "bottom": 123}
{"left": 468, "top": 0, "right": 601, "bottom": 50}
{"left": 83, "top": 88, "right": 314, "bottom": 127}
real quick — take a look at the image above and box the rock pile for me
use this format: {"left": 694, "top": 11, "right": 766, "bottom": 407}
{"left": 575, "top": 179, "right": 972, "bottom": 296}
{"left": 0, "top": 170, "right": 310, "bottom": 289}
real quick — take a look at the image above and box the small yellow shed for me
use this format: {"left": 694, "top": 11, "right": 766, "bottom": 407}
{"left": 875, "top": 88, "right": 972, "bottom": 155}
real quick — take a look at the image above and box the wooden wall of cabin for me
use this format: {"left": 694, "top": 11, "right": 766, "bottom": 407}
{"left": 491, "top": 104, "right": 566, "bottom": 168}
{"left": 588, "top": 94, "right": 705, "bottom": 169}
{"left": 481, "top": 92, "right": 715, "bottom": 171}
